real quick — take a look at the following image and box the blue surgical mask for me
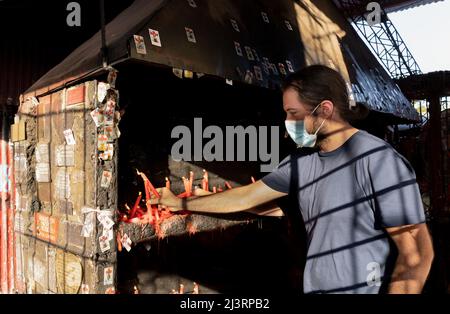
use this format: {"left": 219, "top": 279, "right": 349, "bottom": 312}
{"left": 285, "top": 103, "right": 326, "bottom": 148}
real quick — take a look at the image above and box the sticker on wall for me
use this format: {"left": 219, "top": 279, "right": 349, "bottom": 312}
{"left": 99, "top": 144, "right": 114, "bottom": 161}
{"left": 97, "top": 82, "right": 109, "bottom": 103}
{"left": 107, "top": 69, "right": 118, "bottom": 88}
{"left": 97, "top": 211, "right": 115, "bottom": 230}
{"left": 56, "top": 145, "right": 75, "bottom": 167}
{"left": 63, "top": 129, "right": 76, "bottom": 145}
{"left": 121, "top": 233, "right": 132, "bottom": 252}
{"left": 172, "top": 68, "right": 183, "bottom": 79}
{"left": 90, "top": 108, "right": 104, "bottom": 127}
{"left": 254, "top": 66, "right": 263, "bottom": 81}
{"left": 262, "top": 57, "right": 270, "bottom": 75}
{"left": 230, "top": 19, "right": 240, "bottom": 32}
{"left": 286, "top": 60, "right": 294, "bottom": 73}
{"left": 261, "top": 12, "right": 270, "bottom": 23}
{"left": 184, "top": 70, "right": 194, "bottom": 79}
{"left": 133, "top": 35, "right": 147, "bottom": 55}
{"left": 36, "top": 163, "right": 50, "bottom": 183}
{"left": 104, "top": 267, "right": 114, "bottom": 286}
{"left": 149, "top": 28, "right": 162, "bottom": 47}
{"left": 244, "top": 46, "right": 254, "bottom": 61}
{"left": 244, "top": 70, "right": 254, "bottom": 84}
{"left": 252, "top": 49, "right": 260, "bottom": 62}
{"left": 104, "top": 98, "right": 115, "bottom": 124}
{"left": 285, "top": 20, "right": 293, "bottom": 31}
{"left": 55, "top": 252, "right": 82, "bottom": 294}
{"left": 185, "top": 27, "right": 197, "bottom": 43}
{"left": 81, "top": 212, "right": 95, "bottom": 237}
{"left": 278, "top": 63, "right": 287, "bottom": 76}
{"left": 234, "top": 41, "right": 243, "bottom": 57}
{"left": 187, "top": 0, "right": 197, "bottom": 8}
{"left": 270, "top": 63, "right": 279, "bottom": 76}
{"left": 103, "top": 227, "right": 114, "bottom": 241}
{"left": 55, "top": 169, "right": 71, "bottom": 200}
{"left": 101, "top": 170, "right": 112, "bottom": 188}
{"left": 98, "top": 134, "right": 108, "bottom": 151}
{"left": 36, "top": 143, "right": 50, "bottom": 163}
{"left": 34, "top": 212, "right": 59, "bottom": 242}
{"left": 99, "top": 234, "right": 111, "bottom": 253}
{"left": 104, "top": 124, "right": 115, "bottom": 142}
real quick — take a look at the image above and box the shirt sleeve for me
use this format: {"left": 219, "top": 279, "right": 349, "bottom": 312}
{"left": 261, "top": 155, "right": 292, "bottom": 193}
{"left": 369, "top": 146, "right": 426, "bottom": 228}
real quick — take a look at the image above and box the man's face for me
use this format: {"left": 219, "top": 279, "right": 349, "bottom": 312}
{"left": 282, "top": 88, "right": 319, "bottom": 134}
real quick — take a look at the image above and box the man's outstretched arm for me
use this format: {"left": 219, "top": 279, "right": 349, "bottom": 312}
{"left": 151, "top": 180, "right": 287, "bottom": 214}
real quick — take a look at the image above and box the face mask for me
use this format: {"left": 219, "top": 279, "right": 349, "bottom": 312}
{"left": 285, "top": 103, "right": 326, "bottom": 148}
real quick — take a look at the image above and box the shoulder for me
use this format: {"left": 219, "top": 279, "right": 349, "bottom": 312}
{"left": 277, "top": 147, "right": 318, "bottom": 169}
{"left": 358, "top": 131, "right": 415, "bottom": 175}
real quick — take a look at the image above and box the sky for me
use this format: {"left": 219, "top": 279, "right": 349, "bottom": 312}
{"left": 388, "top": 0, "right": 450, "bottom": 73}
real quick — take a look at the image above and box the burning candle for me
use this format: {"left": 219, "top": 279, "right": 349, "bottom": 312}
{"left": 165, "top": 177, "right": 171, "bottom": 189}
{"left": 136, "top": 169, "right": 160, "bottom": 198}
{"left": 224, "top": 181, "right": 233, "bottom": 189}
{"left": 213, "top": 186, "right": 217, "bottom": 193}
{"left": 179, "top": 284, "right": 185, "bottom": 294}
{"left": 251, "top": 176, "right": 256, "bottom": 183}
{"left": 202, "top": 169, "right": 209, "bottom": 191}
{"left": 182, "top": 176, "right": 189, "bottom": 195}
{"left": 189, "top": 171, "right": 194, "bottom": 194}
{"left": 130, "top": 192, "right": 142, "bottom": 219}
{"left": 193, "top": 282, "right": 199, "bottom": 294}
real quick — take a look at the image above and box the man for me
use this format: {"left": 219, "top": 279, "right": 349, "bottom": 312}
{"left": 152, "top": 65, "right": 434, "bottom": 294}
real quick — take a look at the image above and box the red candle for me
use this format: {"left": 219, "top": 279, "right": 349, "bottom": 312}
{"left": 189, "top": 171, "right": 194, "bottom": 194}
{"left": 165, "top": 177, "right": 171, "bottom": 189}
{"left": 193, "top": 282, "right": 199, "bottom": 294}
{"left": 202, "top": 169, "right": 209, "bottom": 191}
{"left": 130, "top": 192, "right": 142, "bottom": 218}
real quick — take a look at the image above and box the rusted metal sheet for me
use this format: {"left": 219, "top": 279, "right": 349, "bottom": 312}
{"left": 25, "top": 0, "right": 417, "bottom": 121}
{"left": 1, "top": 109, "right": 15, "bottom": 293}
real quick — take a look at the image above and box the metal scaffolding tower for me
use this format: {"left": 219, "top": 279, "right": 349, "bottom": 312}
{"left": 336, "top": 0, "right": 422, "bottom": 79}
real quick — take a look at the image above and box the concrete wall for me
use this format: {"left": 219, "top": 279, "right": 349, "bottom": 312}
{"left": 13, "top": 81, "right": 119, "bottom": 294}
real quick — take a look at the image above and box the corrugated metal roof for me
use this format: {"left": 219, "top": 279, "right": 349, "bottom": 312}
{"left": 333, "top": 0, "right": 445, "bottom": 16}
{"left": 384, "top": 0, "right": 445, "bottom": 13}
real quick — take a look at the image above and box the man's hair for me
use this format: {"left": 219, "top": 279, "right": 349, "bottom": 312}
{"left": 282, "top": 64, "right": 368, "bottom": 122}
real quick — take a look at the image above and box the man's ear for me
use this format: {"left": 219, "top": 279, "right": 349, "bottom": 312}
{"left": 320, "top": 100, "right": 334, "bottom": 118}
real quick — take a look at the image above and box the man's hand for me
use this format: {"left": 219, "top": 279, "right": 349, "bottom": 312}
{"left": 386, "top": 223, "right": 434, "bottom": 294}
{"left": 150, "top": 187, "right": 182, "bottom": 211}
